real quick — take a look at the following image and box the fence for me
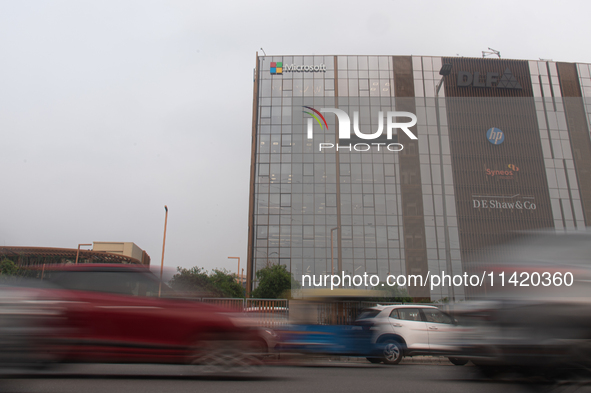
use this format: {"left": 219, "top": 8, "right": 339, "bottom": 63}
{"left": 200, "top": 297, "right": 245, "bottom": 311}
{"left": 197, "top": 297, "right": 442, "bottom": 327}
{"left": 197, "top": 297, "right": 288, "bottom": 327}
{"left": 245, "top": 298, "right": 289, "bottom": 327}
{"left": 316, "top": 301, "right": 408, "bottom": 325}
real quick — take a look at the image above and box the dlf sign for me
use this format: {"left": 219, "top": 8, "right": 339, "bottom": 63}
{"left": 457, "top": 68, "right": 522, "bottom": 90}
{"left": 458, "top": 71, "right": 499, "bottom": 87}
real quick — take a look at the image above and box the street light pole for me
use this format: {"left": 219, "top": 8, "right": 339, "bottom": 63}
{"left": 75, "top": 244, "right": 92, "bottom": 264}
{"left": 435, "top": 63, "right": 455, "bottom": 301}
{"left": 228, "top": 256, "right": 240, "bottom": 282}
{"left": 159, "top": 205, "right": 169, "bottom": 297}
{"left": 330, "top": 227, "right": 338, "bottom": 275}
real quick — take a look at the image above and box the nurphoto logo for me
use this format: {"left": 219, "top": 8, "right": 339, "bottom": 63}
{"left": 304, "top": 107, "right": 417, "bottom": 152}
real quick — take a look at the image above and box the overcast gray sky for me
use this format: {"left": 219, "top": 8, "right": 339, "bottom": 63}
{"left": 1, "top": 0, "right": 589, "bottom": 274}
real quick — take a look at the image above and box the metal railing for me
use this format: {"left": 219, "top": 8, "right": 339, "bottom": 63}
{"left": 245, "top": 298, "right": 289, "bottom": 327}
{"left": 197, "top": 297, "right": 289, "bottom": 327}
{"left": 197, "top": 297, "right": 443, "bottom": 327}
{"left": 200, "top": 297, "right": 245, "bottom": 311}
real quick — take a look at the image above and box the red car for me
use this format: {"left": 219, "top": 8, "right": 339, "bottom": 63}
{"left": 0, "top": 264, "right": 264, "bottom": 369}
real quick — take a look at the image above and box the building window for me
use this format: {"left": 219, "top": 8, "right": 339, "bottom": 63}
{"left": 257, "top": 226, "right": 268, "bottom": 239}
{"left": 281, "top": 194, "right": 291, "bottom": 207}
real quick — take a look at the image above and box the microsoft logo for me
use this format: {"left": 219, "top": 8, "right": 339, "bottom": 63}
{"left": 269, "top": 62, "right": 327, "bottom": 75}
{"left": 270, "top": 62, "right": 283, "bottom": 75}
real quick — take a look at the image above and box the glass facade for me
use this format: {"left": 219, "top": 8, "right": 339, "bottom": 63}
{"left": 253, "top": 55, "right": 407, "bottom": 290}
{"left": 249, "top": 54, "right": 591, "bottom": 301}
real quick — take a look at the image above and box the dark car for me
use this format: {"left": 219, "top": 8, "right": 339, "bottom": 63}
{"left": 0, "top": 279, "right": 67, "bottom": 369}
{"left": 0, "top": 264, "right": 265, "bottom": 370}
{"left": 454, "top": 230, "right": 591, "bottom": 374}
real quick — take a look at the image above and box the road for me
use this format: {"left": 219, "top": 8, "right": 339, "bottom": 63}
{"left": 2, "top": 362, "right": 589, "bottom": 393}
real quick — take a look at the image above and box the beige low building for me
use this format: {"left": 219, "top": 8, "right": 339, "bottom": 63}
{"left": 92, "top": 242, "right": 151, "bottom": 266}
{"left": 0, "top": 242, "right": 150, "bottom": 267}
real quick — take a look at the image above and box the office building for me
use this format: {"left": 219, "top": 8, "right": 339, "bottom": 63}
{"left": 247, "top": 54, "right": 591, "bottom": 300}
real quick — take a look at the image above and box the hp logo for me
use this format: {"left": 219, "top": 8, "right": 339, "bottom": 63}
{"left": 486, "top": 128, "right": 504, "bottom": 145}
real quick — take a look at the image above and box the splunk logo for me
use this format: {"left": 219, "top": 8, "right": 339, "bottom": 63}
{"left": 303, "top": 107, "right": 418, "bottom": 152}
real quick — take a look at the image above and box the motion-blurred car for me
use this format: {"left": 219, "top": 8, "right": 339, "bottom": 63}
{"left": 273, "top": 293, "right": 379, "bottom": 357}
{"left": 1, "top": 264, "right": 266, "bottom": 369}
{"left": 355, "top": 305, "right": 465, "bottom": 365}
{"left": 454, "top": 230, "right": 591, "bottom": 373}
{"left": 0, "top": 279, "right": 66, "bottom": 369}
{"left": 240, "top": 307, "right": 289, "bottom": 354}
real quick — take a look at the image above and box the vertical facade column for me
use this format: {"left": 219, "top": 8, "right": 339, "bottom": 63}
{"left": 557, "top": 62, "right": 591, "bottom": 227}
{"left": 392, "top": 56, "right": 429, "bottom": 299}
{"left": 413, "top": 56, "right": 463, "bottom": 301}
{"left": 246, "top": 53, "right": 261, "bottom": 296}
{"left": 333, "top": 55, "right": 343, "bottom": 276}
{"left": 529, "top": 61, "right": 585, "bottom": 230}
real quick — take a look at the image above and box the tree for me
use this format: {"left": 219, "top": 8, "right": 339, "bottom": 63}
{"left": 208, "top": 269, "right": 245, "bottom": 298}
{"left": 0, "top": 259, "right": 21, "bottom": 283}
{"left": 0, "top": 259, "right": 19, "bottom": 276}
{"left": 169, "top": 266, "right": 244, "bottom": 298}
{"left": 251, "top": 264, "right": 300, "bottom": 299}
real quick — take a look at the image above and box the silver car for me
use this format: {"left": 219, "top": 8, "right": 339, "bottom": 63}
{"left": 354, "top": 305, "right": 465, "bottom": 365}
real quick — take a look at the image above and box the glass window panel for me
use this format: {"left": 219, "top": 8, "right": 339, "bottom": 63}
{"left": 259, "top": 135, "right": 270, "bottom": 153}
{"left": 258, "top": 163, "right": 269, "bottom": 176}
{"left": 303, "top": 226, "right": 314, "bottom": 239}
{"left": 363, "top": 194, "right": 374, "bottom": 207}
{"left": 268, "top": 225, "right": 280, "bottom": 246}
{"left": 349, "top": 79, "right": 359, "bottom": 95}
{"left": 282, "top": 135, "right": 292, "bottom": 147}
{"left": 257, "top": 226, "right": 268, "bottom": 239}
{"left": 327, "top": 194, "right": 337, "bottom": 207}
{"left": 269, "top": 194, "right": 280, "bottom": 214}
{"left": 368, "top": 56, "right": 379, "bottom": 70}
{"left": 281, "top": 194, "right": 291, "bottom": 207}
{"left": 387, "top": 226, "right": 399, "bottom": 240}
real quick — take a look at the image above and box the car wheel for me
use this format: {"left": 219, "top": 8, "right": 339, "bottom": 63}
{"left": 192, "top": 340, "right": 263, "bottom": 374}
{"left": 475, "top": 364, "right": 510, "bottom": 379}
{"left": 366, "top": 357, "right": 382, "bottom": 364}
{"left": 448, "top": 357, "right": 469, "bottom": 366}
{"left": 381, "top": 340, "right": 403, "bottom": 365}
{"left": 250, "top": 339, "right": 268, "bottom": 359}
